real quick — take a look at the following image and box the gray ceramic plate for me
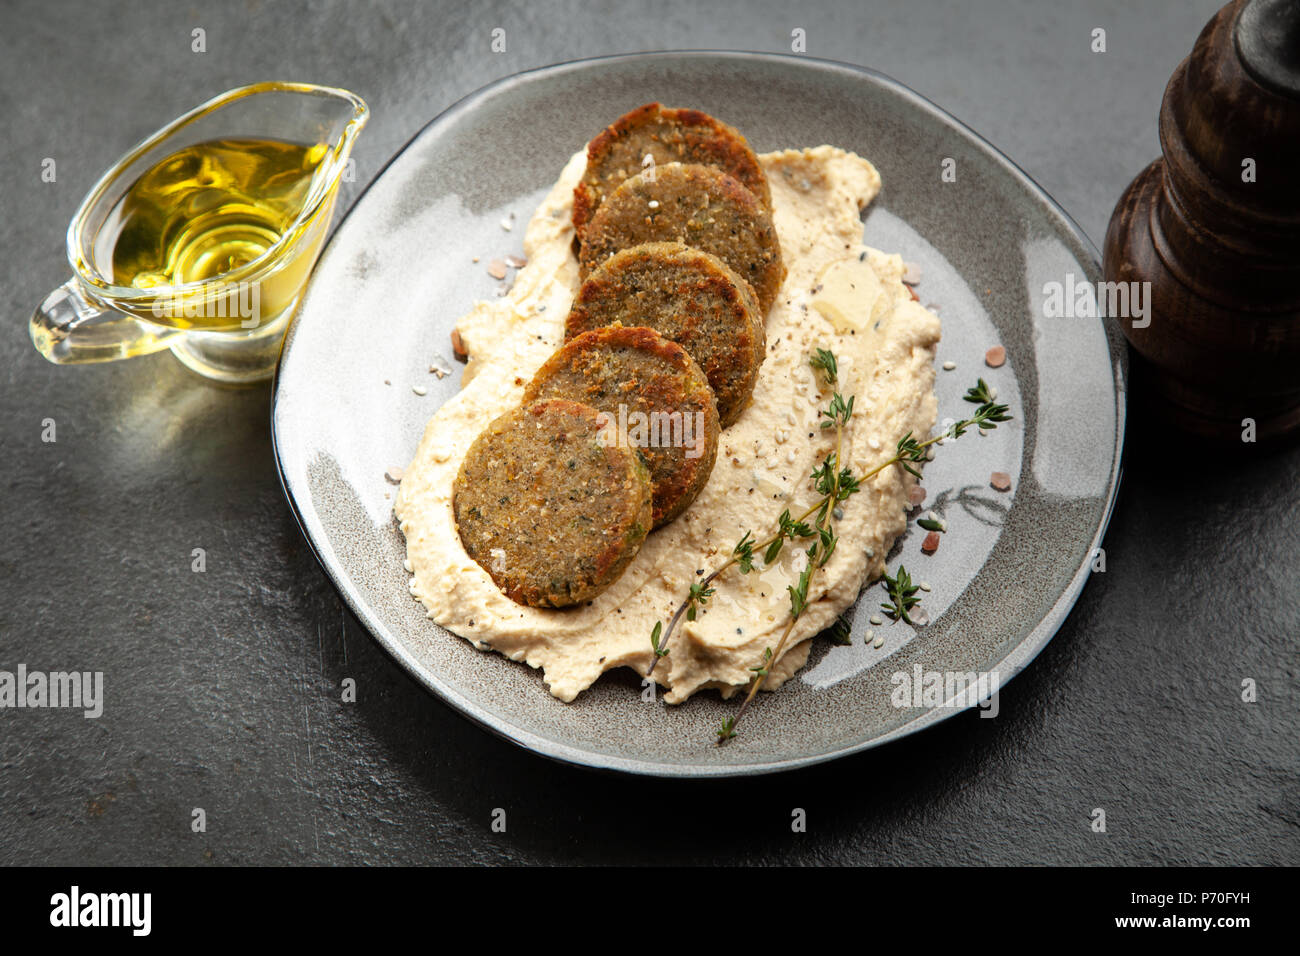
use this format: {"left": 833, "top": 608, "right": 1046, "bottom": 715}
{"left": 272, "top": 52, "right": 1126, "bottom": 777}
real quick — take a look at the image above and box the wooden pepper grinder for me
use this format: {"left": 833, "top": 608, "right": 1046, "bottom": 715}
{"left": 1103, "top": 0, "right": 1300, "bottom": 446}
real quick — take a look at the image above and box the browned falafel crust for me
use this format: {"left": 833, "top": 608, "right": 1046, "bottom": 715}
{"left": 566, "top": 241, "right": 766, "bottom": 428}
{"left": 577, "top": 163, "right": 786, "bottom": 315}
{"left": 522, "top": 325, "right": 720, "bottom": 528}
{"left": 453, "top": 398, "right": 653, "bottom": 608}
{"left": 572, "top": 102, "right": 772, "bottom": 242}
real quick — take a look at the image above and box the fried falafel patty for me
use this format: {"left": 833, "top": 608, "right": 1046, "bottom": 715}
{"left": 566, "top": 241, "right": 766, "bottom": 428}
{"left": 522, "top": 325, "right": 720, "bottom": 528}
{"left": 577, "top": 162, "right": 786, "bottom": 315}
{"left": 572, "top": 102, "right": 772, "bottom": 242}
{"left": 453, "top": 398, "right": 653, "bottom": 608}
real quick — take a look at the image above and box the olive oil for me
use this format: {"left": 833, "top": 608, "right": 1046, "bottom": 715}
{"left": 105, "top": 138, "right": 328, "bottom": 329}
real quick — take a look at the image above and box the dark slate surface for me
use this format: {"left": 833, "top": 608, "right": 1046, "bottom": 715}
{"left": 1, "top": 0, "right": 1295, "bottom": 865}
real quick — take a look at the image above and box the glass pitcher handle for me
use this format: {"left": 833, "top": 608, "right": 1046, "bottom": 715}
{"left": 30, "top": 279, "right": 181, "bottom": 365}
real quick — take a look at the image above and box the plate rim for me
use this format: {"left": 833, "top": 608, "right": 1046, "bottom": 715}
{"left": 271, "top": 49, "right": 1128, "bottom": 778}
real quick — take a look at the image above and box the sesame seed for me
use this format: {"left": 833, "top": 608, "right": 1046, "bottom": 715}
{"left": 870, "top": 614, "right": 883, "bottom": 626}
{"left": 942, "top": 360, "right": 956, "bottom": 371}
{"left": 412, "top": 385, "right": 428, "bottom": 396}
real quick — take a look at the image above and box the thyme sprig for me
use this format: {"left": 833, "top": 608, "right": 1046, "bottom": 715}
{"left": 808, "top": 348, "right": 838, "bottom": 383}
{"left": 880, "top": 564, "right": 922, "bottom": 624}
{"left": 825, "top": 615, "right": 853, "bottom": 646}
{"left": 647, "top": 351, "right": 853, "bottom": 680}
{"left": 645, "top": 347, "right": 1013, "bottom": 744}
{"left": 715, "top": 352, "right": 852, "bottom": 741}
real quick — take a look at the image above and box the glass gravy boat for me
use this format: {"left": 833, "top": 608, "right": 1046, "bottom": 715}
{"left": 30, "top": 82, "right": 368, "bottom": 384}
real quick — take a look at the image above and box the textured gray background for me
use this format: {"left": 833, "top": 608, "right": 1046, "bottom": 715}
{"left": 1, "top": 0, "right": 1296, "bottom": 865}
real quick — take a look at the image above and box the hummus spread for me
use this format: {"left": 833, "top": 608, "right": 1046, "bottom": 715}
{"left": 394, "top": 145, "right": 941, "bottom": 703}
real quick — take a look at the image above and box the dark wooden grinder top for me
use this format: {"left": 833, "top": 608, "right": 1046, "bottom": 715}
{"left": 1103, "top": 0, "right": 1300, "bottom": 445}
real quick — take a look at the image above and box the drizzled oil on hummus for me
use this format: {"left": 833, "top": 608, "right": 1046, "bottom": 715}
{"left": 394, "top": 145, "right": 940, "bottom": 703}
